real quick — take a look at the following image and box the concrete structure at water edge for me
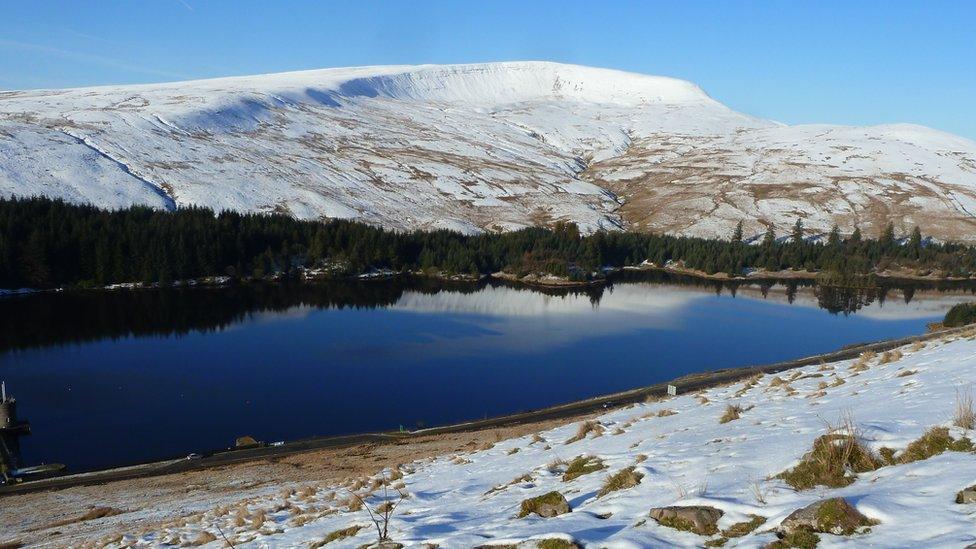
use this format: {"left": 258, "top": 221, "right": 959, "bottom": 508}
{"left": 1, "top": 381, "right": 64, "bottom": 484}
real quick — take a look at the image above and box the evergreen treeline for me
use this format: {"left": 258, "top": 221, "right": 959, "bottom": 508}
{"left": 3, "top": 197, "right": 976, "bottom": 289}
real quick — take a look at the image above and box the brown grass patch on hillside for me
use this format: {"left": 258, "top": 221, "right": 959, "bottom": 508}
{"left": 41, "top": 507, "right": 124, "bottom": 530}
{"left": 565, "top": 420, "right": 604, "bottom": 444}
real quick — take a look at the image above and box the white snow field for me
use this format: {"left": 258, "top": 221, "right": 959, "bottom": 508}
{"left": 97, "top": 330, "right": 976, "bottom": 548}
{"left": 2, "top": 62, "right": 976, "bottom": 239}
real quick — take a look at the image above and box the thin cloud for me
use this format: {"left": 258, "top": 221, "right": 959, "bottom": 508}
{"left": 0, "top": 38, "right": 189, "bottom": 82}
{"left": 176, "top": 0, "right": 194, "bottom": 11}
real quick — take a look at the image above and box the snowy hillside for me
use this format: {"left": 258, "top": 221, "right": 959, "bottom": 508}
{"left": 53, "top": 328, "right": 976, "bottom": 547}
{"left": 2, "top": 62, "right": 975, "bottom": 239}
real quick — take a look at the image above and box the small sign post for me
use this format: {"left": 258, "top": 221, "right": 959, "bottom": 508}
{"left": 667, "top": 384, "right": 677, "bottom": 397}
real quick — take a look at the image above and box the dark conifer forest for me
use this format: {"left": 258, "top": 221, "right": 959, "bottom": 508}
{"left": 3, "top": 197, "right": 976, "bottom": 289}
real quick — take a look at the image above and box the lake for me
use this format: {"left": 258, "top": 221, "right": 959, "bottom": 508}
{"left": 1, "top": 274, "right": 973, "bottom": 472}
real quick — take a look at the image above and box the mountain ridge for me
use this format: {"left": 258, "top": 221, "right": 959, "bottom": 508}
{"left": 2, "top": 62, "right": 975, "bottom": 240}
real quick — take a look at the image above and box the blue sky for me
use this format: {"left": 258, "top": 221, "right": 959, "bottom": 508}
{"left": 2, "top": 1, "right": 974, "bottom": 139}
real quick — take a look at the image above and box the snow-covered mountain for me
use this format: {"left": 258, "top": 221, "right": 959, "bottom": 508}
{"left": 2, "top": 61, "right": 975, "bottom": 240}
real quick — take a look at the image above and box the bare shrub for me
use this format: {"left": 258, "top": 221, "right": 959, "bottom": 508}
{"left": 344, "top": 473, "right": 407, "bottom": 545}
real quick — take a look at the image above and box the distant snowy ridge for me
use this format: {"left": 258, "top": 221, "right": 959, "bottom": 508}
{"left": 2, "top": 61, "right": 975, "bottom": 239}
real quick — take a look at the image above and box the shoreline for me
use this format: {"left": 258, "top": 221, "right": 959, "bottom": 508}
{"left": 4, "top": 263, "right": 976, "bottom": 298}
{"left": 624, "top": 264, "right": 976, "bottom": 285}
{"left": 3, "top": 322, "right": 968, "bottom": 498}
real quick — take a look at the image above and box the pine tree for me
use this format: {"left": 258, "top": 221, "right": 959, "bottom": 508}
{"left": 828, "top": 225, "right": 841, "bottom": 247}
{"left": 791, "top": 218, "right": 804, "bottom": 244}
{"left": 909, "top": 225, "right": 923, "bottom": 257}
{"left": 731, "top": 220, "right": 743, "bottom": 243}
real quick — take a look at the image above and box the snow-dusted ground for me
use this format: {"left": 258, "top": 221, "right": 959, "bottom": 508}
{"left": 2, "top": 62, "right": 975, "bottom": 239}
{"left": 75, "top": 329, "right": 976, "bottom": 548}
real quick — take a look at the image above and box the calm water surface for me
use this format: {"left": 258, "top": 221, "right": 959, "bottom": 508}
{"left": 0, "top": 276, "right": 972, "bottom": 471}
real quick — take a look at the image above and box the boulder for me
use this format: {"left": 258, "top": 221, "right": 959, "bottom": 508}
{"left": 517, "top": 491, "right": 571, "bottom": 518}
{"left": 779, "top": 497, "right": 876, "bottom": 536}
{"left": 956, "top": 485, "right": 976, "bottom": 504}
{"left": 649, "top": 505, "right": 724, "bottom": 535}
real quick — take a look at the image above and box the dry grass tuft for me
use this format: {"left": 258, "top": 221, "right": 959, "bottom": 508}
{"left": 311, "top": 524, "right": 364, "bottom": 547}
{"left": 954, "top": 387, "right": 976, "bottom": 430}
{"left": 777, "top": 414, "right": 880, "bottom": 490}
{"left": 910, "top": 340, "right": 926, "bottom": 352}
{"left": 656, "top": 408, "right": 677, "bottom": 417}
{"left": 719, "top": 403, "right": 746, "bottom": 424}
{"left": 186, "top": 531, "right": 217, "bottom": 546}
{"left": 879, "top": 350, "right": 903, "bottom": 364}
{"left": 734, "top": 374, "right": 764, "bottom": 397}
{"left": 635, "top": 453, "right": 648, "bottom": 463}
{"left": 897, "top": 427, "right": 974, "bottom": 464}
{"left": 562, "top": 455, "right": 606, "bottom": 482}
{"left": 545, "top": 458, "right": 568, "bottom": 474}
{"left": 896, "top": 369, "right": 917, "bottom": 378}
{"left": 769, "top": 376, "right": 789, "bottom": 387}
{"left": 565, "top": 420, "right": 604, "bottom": 444}
{"left": 597, "top": 466, "right": 644, "bottom": 497}
{"left": 43, "top": 507, "right": 124, "bottom": 529}
{"left": 485, "top": 472, "right": 534, "bottom": 495}
{"left": 750, "top": 479, "right": 769, "bottom": 505}
{"left": 849, "top": 350, "right": 876, "bottom": 372}
{"left": 722, "top": 514, "right": 767, "bottom": 538}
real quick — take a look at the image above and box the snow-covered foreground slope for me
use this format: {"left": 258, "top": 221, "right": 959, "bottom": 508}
{"left": 86, "top": 330, "right": 976, "bottom": 548}
{"left": 2, "top": 62, "right": 976, "bottom": 239}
